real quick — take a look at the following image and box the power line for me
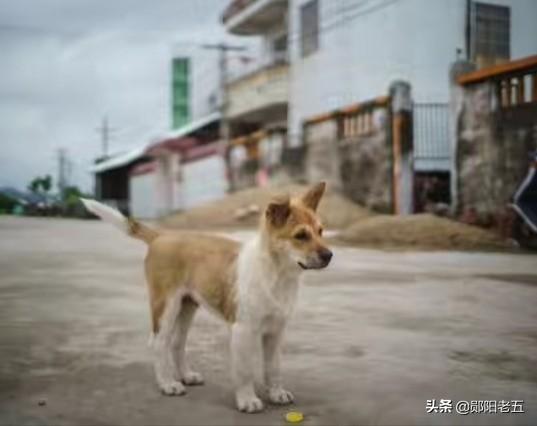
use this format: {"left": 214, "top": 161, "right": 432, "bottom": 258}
{"left": 219, "top": 0, "right": 401, "bottom": 83}
{"left": 240, "top": 0, "right": 402, "bottom": 87}
{"left": 324, "top": 0, "right": 400, "bottom": 34}
{"left": 288, "top": 0, "right": 401, "bottom": 45}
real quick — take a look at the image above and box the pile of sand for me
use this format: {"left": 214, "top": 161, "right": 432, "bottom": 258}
{"left": 160, "top": 186, "right": 511, "bottom": 251}
{"left": 160, "top": 184, "right": 371, "bottom": 230}
{"left": 336, "top": 213, "right": 511, "bottom": 250}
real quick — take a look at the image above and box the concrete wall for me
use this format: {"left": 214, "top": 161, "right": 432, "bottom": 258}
{"left": 228, "top": 130, "right": 291, "bottom": 189}
{"left": 304, "top": 103, "right": 393, "bottom": 212}
{"left": 455, "top": 79, "right": 537, "bottom": 220}
{"left": 181, "top": 155, "right": 228, "bottom": 209}
{"left": 153, "top": 152, "right": 182, "bottom": 216}
{"left": 303, "top": 119, "right": 341, "bottom": 189}
{"left": 129, "top": 172, "right": 158, "bottom": 219}
{"left": 288, "top": 0, "right": 537, "bottom": 145}
{"left": 340, "top": 109, "right": 393, "bottom": 212}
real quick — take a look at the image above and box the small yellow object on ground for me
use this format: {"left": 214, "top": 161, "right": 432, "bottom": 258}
{"left": 285, "top": 411, "right": 304, "bottom": 423}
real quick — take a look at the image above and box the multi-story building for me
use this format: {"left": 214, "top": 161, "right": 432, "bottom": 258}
{"left": 222, "top": 0, "right": 291, "bottom": 188}
{"left": 223, "top": 0, "right": 537, "bottom": 191}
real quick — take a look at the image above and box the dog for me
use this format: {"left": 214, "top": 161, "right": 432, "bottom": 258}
{"left": 81, "top": 182, "right": 333, "bottom": 413}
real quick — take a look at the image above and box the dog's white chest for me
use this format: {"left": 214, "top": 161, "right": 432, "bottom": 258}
{"left": 235, "top": 238, "right": 301, "bottom": 327}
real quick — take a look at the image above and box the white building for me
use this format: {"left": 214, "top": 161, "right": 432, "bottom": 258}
{"left": 222, "top": 0, "right": 290, "bottom": 188}
{"left": 90, "top": 113, "right": 226, "bottom": 220}
{"left": 223, "top": 0, "right": 537, "bottom": 174}
{"left": 288, "top": 0, "right": 537, "bottom": 170}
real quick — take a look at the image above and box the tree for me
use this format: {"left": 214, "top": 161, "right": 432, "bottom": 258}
{"left": 62, "top": 185, "right": 82, "bottom": 201}
{"left": 41, "top": 175, "right": 52, "bottom": 194}
{"left": 27, "top": 175, "right": 53, "bottom": 195}
{"left": 28, "top": 177, "right": 41, "bottom": 194}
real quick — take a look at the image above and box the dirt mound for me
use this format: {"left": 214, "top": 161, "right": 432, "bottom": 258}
{"left": 337, "top": 213, "right": 511, "bottom": 250}
{"left": 161, "top": 184, "right": 371, "bottom": 230}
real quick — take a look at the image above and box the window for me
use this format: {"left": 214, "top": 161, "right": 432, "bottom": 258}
{"left": 471, "top": 2, "right": 510, "bottom": 68}
{"left": 300, "top": 0, "right": 319, "bottom": 58}
{"left": 172, "top": 57, "right": 190, "bottom": 129}
{"left": 272, "top": 33, "right": 288, "bottom": 63}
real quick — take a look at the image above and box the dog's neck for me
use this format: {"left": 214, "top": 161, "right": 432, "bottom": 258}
{"left": 234, "top": 225, "right": 302, "bottom": 317}
{"left": 258, "top": 227, "right": 301, "bottom": 276}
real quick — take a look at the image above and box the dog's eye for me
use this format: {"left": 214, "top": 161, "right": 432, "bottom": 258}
{"left": 318, "top": 227, "right": 323, "bottom": 236}
{"left": 294, "top": 230, "right": 310, "bottom": 241}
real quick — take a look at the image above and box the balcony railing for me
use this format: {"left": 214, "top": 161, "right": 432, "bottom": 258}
{"left": 222, "top": 0, "right": 288, "bottom": 35}
{"left": 227, "top": 62, "right": 289, "bottom": 119}
{"left": 227, "top": 53, "right": 288, "bottom": 86}
{"left": 222, "top": 0, "right": 255, "bottom": 23}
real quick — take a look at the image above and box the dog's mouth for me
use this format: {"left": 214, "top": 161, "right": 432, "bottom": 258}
{"left": 298, "top": 261, "right": 327, "bottom": 270}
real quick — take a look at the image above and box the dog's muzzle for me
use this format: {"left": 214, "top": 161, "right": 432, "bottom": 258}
{"left": 298, "top": 249, "right": 333, "bottom": 270}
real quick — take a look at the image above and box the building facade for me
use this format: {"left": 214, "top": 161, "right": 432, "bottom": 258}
{"left": 288, "top": 0, "right": 537, "bottom": 147}
{"left": 222, "top": 0, "right": 291, "bottom": 189}
{"left": 221, "top": 0, "right": 537, "bottom": 212}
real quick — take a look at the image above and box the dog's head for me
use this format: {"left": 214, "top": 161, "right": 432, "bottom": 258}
{"left": 264, "top": 182, "right": 333, "bottom": 270}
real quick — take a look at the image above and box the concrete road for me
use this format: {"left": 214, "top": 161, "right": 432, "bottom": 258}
{"left": 1, "top": 217, "right": 536, "bottom": 426}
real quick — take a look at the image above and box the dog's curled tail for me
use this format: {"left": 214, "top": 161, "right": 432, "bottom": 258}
{"left": 80, "top": 198, "right": 159, "bottom": 244}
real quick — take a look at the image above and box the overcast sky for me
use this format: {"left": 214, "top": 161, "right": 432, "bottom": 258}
{"left": 0, "top": 0, "right": 236, "bottom": 192}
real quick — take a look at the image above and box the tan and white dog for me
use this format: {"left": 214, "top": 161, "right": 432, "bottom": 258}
{"left": 81, "top": 182, "right": 332, "bottom": 413}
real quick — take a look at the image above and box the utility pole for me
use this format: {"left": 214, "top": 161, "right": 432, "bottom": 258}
{"left": 95, "top": 116, "right": 116, "bottom": 158}
{"left": 57, "top": 148, "right": 67, "bottom": 199}
{"left": 201, "top": 43, "right": 246, "bottom": 190}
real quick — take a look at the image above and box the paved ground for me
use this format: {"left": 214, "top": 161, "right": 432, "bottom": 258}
{"left": 1, "top": 217, "right": 537, "bottom": 426}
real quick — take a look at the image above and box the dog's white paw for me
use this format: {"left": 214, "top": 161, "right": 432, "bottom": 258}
{"left": 268, "top": 386, "right": 294, "bottom": 405}
{"left": 236, "top": 392, "right": 264, "bottom": 413}
{"left": 159, "top": 380, "right": 186, "bottom": 396}
{"left": 181, "top": 370, "right": 204, "bottom": 386}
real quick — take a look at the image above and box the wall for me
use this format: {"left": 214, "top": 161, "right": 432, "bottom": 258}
{"left": 455, "top": 76, "right": 537, "bottom": 220}
{"left": 228, "top": 131, "right": 290, "bottom": 189}
{"left": 181, "top": 155, "right": 228, "bottom": 209}
{"left": 154, "top": 153, "right": 181, "bottom": 216}
{"left": 288, "top": 0, "right": 537, "bottom": 146}
{"left": 304, "top": 102, "right": 393, "bottom": 212}
{"left": 303, "top": 119, "right": 340, "bottom": 188}
{"left": 130, "top": 172, "right": 158, "bottom": 219}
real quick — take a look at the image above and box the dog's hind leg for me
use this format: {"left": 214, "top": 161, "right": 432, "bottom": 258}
{"left": 151, "top": 291, "right": 186, "bottom": 396}
{"left": 173, "top": 295, "right": 204, "bottom": 385}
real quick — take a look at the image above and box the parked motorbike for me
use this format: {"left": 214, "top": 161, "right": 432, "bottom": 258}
{"left": 511, "top": 151, "right": 537, "bottom": 249}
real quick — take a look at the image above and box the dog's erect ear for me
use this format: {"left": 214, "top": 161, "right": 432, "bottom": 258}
{"left": 266, "top": 195, "right": 291, "bottom": 227}
{"left": 301, "top": 182, "right": 326, "bottom": 211}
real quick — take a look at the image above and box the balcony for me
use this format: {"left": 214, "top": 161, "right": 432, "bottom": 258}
{"left": 227, "top": 62, "right": 288, "bottom": 122}
{"left": 222, "top": 0, "right": 288, "bottom": 35}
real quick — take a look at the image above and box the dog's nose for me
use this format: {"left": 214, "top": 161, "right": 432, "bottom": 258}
{"left": 319, "top": 249, "right": 333, "bottom": 265}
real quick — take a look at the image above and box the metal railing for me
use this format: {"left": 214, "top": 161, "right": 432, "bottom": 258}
{"left": 413, "top": 102, "right": 450, "bottom": 172}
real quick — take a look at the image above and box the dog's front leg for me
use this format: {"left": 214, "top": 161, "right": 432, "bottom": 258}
{"left": 231, "top": 323, "right": 263, "bottom": 413}
{"left": 263, "top": 327, "right": 294, "bottom": 405}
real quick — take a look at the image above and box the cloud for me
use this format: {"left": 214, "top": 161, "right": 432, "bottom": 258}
{"left": 0, "top": 0, "right": 232, "bottom": 192}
